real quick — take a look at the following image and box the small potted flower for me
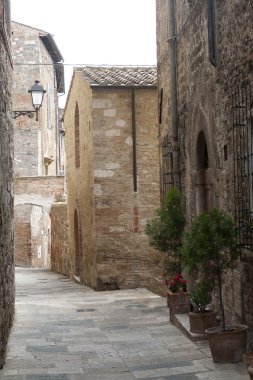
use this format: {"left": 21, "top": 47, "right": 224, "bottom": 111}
{"left": 188, "top": 280, "right": 218, "bottom": 334}
{"left": 164, "top": 273, "right": 190, "bottom": 315}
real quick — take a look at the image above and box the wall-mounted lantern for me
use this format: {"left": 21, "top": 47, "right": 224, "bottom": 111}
{"left": 13, "top": 80, "right": 46, "bottom": 121}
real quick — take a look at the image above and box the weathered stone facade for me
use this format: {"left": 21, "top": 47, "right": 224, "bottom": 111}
{"left": 0, "top": 0, "right": 15, "bottom": 368}
{"left": 156, "top": 0, "right": 253, "bottom": 339}
{"left": 64, "top": 66, "right": 163, "bottom": 294}
{"left": 12, "top": 22, "right": 65, "bottom": 268}
{"left": 12, "top": 21, "right": 64, "bottom": 177}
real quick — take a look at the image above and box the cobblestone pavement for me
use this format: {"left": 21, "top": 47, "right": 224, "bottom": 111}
{"left": 0, "top": 268, "right": 249, "bottom": 379}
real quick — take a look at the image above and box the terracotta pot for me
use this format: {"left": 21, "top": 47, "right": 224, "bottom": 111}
{"left": 205, "top": 325, "right": 248, "bottom": 363}
{"left": 165, "top": 289, "right": 191, "bottom": 314}
{"left": 189, "top": 311, "right": 218, "bottom": 334}
{"left": 243, "top": 352, "right": 253, "bottom": 369}
{"left": 248, "top": 364, "right": 253, "bottom": 379}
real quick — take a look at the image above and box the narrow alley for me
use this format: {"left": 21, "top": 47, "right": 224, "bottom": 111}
{"left": 0, "top": 269, "right": 248, "bottom": 380}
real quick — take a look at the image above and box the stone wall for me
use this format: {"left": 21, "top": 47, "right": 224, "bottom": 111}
{"left": 65, "top": 73, "right": 97, "bottom": 287}
{"left": 12, "top": 21, "right": 59, "bottom": 177}
{"left": 93, "top": 87, "right": 162, "bottom": 292}
{"left": 0, "top": 0, "right": 15, "bottom": 368}
{"left": 65, "top": 71, "right": 163, "bottom": 295}
{"left": 156, "top": 0, "right": 253, "bottom": 333}
{"left": 51, "top": 202, "right": 70, "bottom": 277}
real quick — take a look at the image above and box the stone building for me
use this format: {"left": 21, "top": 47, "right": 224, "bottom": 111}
{"left": 12, "top": 21, "right": 65, "bottom": 268}
{"left": 64, "top": 65, "right": 162, "bottom": 292}
{"left": 0, "top": 0, "right": 15, "bottom": 368}
{"left": 156, "top": 0, "right": 253, "bottom": 339}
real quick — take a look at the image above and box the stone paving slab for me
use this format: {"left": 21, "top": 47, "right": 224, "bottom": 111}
{"left": 0, "top": 268, "right": 249, "bottom": 379}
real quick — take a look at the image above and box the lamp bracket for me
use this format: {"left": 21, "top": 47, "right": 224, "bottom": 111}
{"left": 13, "top": 110, "right": 38, "bottom": 121}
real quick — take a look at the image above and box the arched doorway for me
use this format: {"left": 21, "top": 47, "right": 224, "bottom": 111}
{"left": 74, "top": 209, "right": 82, "bottom": 277}
{"left": 196, "top": 131, "right": 211, "bottom": 213}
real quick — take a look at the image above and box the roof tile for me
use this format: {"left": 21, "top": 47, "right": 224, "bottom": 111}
{"left": 79, "top": 65, "right": 157, "bottom": 87}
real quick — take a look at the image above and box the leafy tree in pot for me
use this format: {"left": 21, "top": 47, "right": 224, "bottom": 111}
{"left": 181, "top": 208, "right": 239, "bottom": 331}
{"left": 190, "top": 280, "right": 213, "bottom": 313}
{"left": 145, "top": 187, "right": 186, "bottom": 276}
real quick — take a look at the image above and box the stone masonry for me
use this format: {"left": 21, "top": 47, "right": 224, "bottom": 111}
{"left": 156, "top": 0, "right": 253, "bottom": 341}
{"left": 0, "top": 0, "right": 15, "bottom": 369}
{"left": 14, "top": 176, "right": 64, "bottom": 268}
{"left": 12, "top": 21, "right": 65, "bottom": 268}
{"left": 64, "top": 66, "right": 163, "bottom": 295}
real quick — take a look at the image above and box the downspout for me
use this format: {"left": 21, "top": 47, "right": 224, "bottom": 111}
{"left": 168, "top": 0, "right": 180, "bottom": 189}
{"left": 131, "top": 88, "right": 137, "bottom": 192}
{"left": 54, "top": 67, "right": 59, "bottom": 176}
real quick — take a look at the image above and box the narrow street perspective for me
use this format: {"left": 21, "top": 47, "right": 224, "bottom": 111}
{"left": 0, "top": 268, "right": 248, "bottom": 380}
{"left": 0, "top": 0, "right": 253, "bottom": 378}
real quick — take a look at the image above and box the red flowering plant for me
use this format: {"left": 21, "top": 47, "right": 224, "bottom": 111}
{"left": 168, "top": 273, "right": 187, "bottom": 293}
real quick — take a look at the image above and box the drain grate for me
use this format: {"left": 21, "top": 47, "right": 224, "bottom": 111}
{"left": 76, "top": 308, "right": 95, "bottom": 312}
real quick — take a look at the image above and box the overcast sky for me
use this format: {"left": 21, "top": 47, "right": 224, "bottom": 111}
{"left": 11, "top": 0, "right": 157, "bottom": 106}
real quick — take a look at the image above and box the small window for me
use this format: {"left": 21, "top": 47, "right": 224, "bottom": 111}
{"left": 224, "top": 145, "right": 228, "bottom": 161}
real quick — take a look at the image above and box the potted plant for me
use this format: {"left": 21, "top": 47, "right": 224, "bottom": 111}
{"left": 188, "top": 280, "right": 218, "bottom": 334}
{"left": 182, "top": 208, "right": 247, "bottom": 362}
{"left": 145, "top": 188, "right": 190, "bottom": 316}
{"left": 164, "top": 273, "right": 190, "bottom": 314}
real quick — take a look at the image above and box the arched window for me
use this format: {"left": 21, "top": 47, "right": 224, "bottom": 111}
{"left": 75, "top": 102, "right": 80, "bottom": 168}
{"left": 74, "top": 209, "right": 81, "bottom": 277}
{"left": 196, "top": 131, "right": 211, "bottom": 213}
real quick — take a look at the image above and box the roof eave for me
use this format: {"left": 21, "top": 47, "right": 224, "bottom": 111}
{"left": 40, "top": 34, "right": 63, "bottom": 63}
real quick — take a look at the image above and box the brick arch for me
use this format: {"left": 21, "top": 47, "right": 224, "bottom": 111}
{"left": 75, "top": 102, "right": 80, "bottom": 168}
{"left": 74, "top": 209, "right": 82, "bottom": 277}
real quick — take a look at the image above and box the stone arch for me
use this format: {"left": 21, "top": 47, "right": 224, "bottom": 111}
{"left": 74, "top": 209, "right": 82, "bottom": 277}
{"left": 187, "top": 106, "right": 217, "bottom": 216}
{"left": 75, "top": 102, "right": 80, "bottom": 168}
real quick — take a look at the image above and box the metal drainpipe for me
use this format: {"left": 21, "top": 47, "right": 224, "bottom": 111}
{"left": 131, "top": 88, "right": 137, "bottom": 192}
{"left": 168, "top": 0, "right": 180, "bottom": 189}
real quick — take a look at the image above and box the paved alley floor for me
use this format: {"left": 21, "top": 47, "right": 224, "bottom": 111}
{"left": 0, "top": 268, "right": 249, "bottom": 380}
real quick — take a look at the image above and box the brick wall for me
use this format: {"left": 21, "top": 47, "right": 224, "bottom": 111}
{"left": 51, "top": 202, "right": 70, "bottom": 277}
{"left": 65, "top": 71, "right": 163, "bottom": 294}
{"left": 0, "top": 0, "right": 15, "bottom": 368}
{"left": 14, "top": 204, "right": 32, "bottom": 266}
{"left": 156, "top": 0, "right": 253, "bottom": 334}
{"left": 14, "top": 176, "right": 64, "bottom": 267}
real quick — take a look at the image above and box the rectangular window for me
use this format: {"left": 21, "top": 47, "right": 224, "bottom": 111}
{"left": 233, "top": 80, "right": 253, "bottom": 250}
{"left": 162, "top": 135, "right": 174, "bottom": 200}
{"left": 47, "top": 85, "right": 52, "bottom": 129}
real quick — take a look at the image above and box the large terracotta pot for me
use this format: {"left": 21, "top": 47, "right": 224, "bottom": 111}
{"left": 189, "top": 311, "right": 218, "bottom": 334}
{"left": 243, "top": 352, "right": 253, "bottom": 369}
{"left": 248, "top": 364, "right": 253, "bottom": 379}
{"left": 205, "top": 325, "right": 248, "bottom": 363}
